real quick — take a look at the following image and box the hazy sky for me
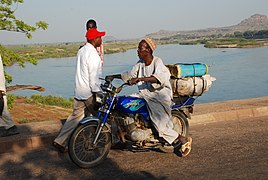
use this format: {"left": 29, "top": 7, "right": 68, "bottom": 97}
{"left": 1, "top": 0, "right": 268, "bottom": 45}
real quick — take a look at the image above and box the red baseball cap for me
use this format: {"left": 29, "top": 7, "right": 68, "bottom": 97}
{"left": 86, "top": 28, "right": 106, "bottom": 40}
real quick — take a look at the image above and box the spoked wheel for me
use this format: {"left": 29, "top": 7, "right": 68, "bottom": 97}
{"left": 173, "top": 110, "right": 192, "bottom": 157}
{"left": 159, "top": 110, "right": 190, "bottom": 155}
{"left": 68, "top": 122, "right": 111, "bottom": 168}
{"left": 171, "top": 110, "right": 189, "bottom": 137}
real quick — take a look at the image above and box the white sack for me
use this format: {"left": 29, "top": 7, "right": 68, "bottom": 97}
{"left": 170, "top": 74, "right": 216, "bottom": 96}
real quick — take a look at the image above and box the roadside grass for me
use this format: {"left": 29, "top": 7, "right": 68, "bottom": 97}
{"left": 8, "top": 94, "right": 73, "bottom": 110}
{"left": 9, "top": 94, "right": 73, "bottom": 108}
{"left": 7, "top": 94, "right": 15, "bottom": 110}
{"left": 25, "top": 94, "right": 73, "bottom": 108}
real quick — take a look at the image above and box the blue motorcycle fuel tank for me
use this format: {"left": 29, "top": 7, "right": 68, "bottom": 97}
{"left": 116, "top": 96, "right": 148, "bottom": 114}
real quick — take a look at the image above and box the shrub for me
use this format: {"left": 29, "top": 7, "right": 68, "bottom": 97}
{"left": 26, "top": 95, "right": 73, "bottom": 108}
{"left": 7, "top": 94, "right": 15, "bottom": 110}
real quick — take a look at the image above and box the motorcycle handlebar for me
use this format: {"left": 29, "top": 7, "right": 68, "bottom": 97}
{"left": 100, "top": 77, "right": 130, "bottom": 94}
{"left": 115, "top": 82, "right": 129, "bottom": 94}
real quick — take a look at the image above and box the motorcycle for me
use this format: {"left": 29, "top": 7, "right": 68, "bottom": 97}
{"left": 68, "top": 78, "right": 195, "bottom": 168}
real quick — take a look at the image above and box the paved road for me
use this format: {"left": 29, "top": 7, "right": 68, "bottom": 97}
{"left": 0, "top": 116, "right": 267, "bottom": 179}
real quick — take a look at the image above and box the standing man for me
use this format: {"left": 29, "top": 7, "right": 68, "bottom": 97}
{"left": 86, "top": 19, "right": 104, "bottom": 64}
{"left": 53, "top": 28, "right": 106, "bottom": 153}
{"left": 81, "top": 19, "right": 104, "bottom": 67}
{"left": 0, "top": 55, "right": 19, "bottom": 137}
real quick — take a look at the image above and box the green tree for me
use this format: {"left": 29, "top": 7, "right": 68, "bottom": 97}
{"left": 0, "top": 0, "right": 48, "bottom": 82}
{"left": 243, "top": 31, "right": 254, "bottom": 39}
{"left": 234, "top": 31, "right": 243, "bottom": 38}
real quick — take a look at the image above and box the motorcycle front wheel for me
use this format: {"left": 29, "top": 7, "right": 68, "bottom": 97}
{"left": 68, "top": 121, "right": 111, "bottom": 168}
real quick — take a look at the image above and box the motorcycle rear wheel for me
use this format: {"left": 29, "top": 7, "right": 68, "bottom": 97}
{"left": 171, "top": 110, "right": 189, "bottom": 137}
{"left": 68, "top": 122, "right": 111, "bottom": 168}
{"left": 159, "top": 110, "right": 189, "bottom": 153}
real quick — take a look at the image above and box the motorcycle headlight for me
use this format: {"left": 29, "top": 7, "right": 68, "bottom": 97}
{"left": 101, "top": 82, "right": 116, "bottom": 93}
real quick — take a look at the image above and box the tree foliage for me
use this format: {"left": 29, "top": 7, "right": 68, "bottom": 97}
{"left": 0, "top": 0, "right": 48, "bottom": 82}
{"left": 233, "top": 30, "right": 268, "bottom": 39}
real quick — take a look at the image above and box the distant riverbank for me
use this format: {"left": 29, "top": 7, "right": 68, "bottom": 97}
{"left": 4, "top": 41, "right": 139, "bottom": 60}
{"left": 179, "top": 38, "right": 268, "bottom": 48}
{"left": 5, "top": 38, "right": 268, "bottom": 61}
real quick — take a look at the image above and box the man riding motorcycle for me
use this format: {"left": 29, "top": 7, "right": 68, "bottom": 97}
{"left": 106, "top": 38, "right": 192, "bottom": 156}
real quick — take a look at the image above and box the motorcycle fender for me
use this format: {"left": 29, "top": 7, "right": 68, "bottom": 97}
{"left": 79, "top": 117, "right": 111, "bottom": 133}
{"left": 79, "top": 117, "right": 100, "bottom": 124}
{"left": 173, "top": 108, "right": 191, "bottom": 119}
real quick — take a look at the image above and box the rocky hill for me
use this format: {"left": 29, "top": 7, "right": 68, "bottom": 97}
{"left": 147, "top": 14, "right": 268, "bottom": 39}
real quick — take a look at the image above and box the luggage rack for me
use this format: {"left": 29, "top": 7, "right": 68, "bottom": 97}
{"left": 172, "top": 96, "right": 197, "bottom": 109}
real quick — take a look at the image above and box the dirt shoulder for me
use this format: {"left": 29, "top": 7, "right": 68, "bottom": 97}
{"left": 9, "top": 97, "right": 72, "bottom": 124}
{"left": 9, "top": 96, "right": 268, "bottom": 124}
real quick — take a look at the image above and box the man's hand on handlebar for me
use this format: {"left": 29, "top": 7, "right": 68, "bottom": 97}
{"left": 128, "top": 78, "right": 141, "bottom": 85}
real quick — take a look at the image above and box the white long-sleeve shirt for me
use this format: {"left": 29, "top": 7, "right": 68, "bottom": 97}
{"left": 74, "top": 43, "right": 101, "bottom": 100}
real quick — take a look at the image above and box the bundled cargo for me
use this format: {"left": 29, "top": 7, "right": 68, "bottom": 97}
{"left": 166, "top": 63, "right": 208, "bottom": 78}
{"left": 166, "top": 63, "right": 216, "bottom": 96}
{"left": 170, "top": 74, "right": 216, "bottom": 96}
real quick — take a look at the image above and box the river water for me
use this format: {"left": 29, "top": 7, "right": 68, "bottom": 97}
{"left": 5, "top": 44, "right": 268, "bottom": 104}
